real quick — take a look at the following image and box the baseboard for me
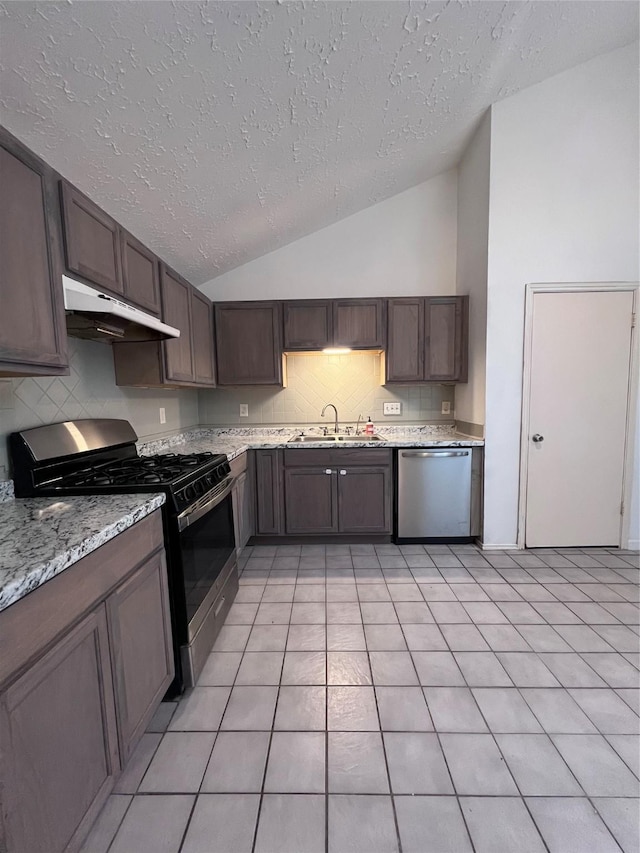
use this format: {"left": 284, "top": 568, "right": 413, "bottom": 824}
{"left": 478, "top": 542, "right": 521, "bottom": 551}
{"left": 625, "top": 539, "right": 640, "bottom": 550}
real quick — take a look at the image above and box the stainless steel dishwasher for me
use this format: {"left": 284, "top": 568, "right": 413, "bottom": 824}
{"left": 397, "top": 448, "right": 472, "bottom": 539}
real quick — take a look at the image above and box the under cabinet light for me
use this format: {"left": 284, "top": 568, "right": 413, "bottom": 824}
{"left": 322, "top": 348, "right": 352, "bottom": 355}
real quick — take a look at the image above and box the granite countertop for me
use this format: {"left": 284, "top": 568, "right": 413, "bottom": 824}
{"left": 0, "top": 492, "right": 165, "bottom": 613}
{"left": 139, "top": 426, "right": 484, "bottom": 463}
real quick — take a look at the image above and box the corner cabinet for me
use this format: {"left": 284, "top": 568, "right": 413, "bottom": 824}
{"left": 0, "top": 128, "right": 69, "bottom": 377}
{"left": 161, "top": 265, "right": 196, "bottom": 383}
{"left": 386, "top": 295, "right": 468, "bottom": 383}
{"left": 215, "top": 302, "right": 283, "bottom": 386}
{"left": 113, "top": 266, "right": 216, "bottom": 388}
{"left": 0, "top": 511, "right": 173, "bottom": 853}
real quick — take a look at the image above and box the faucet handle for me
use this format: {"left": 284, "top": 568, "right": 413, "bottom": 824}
{"left": 322, "top": 426, "right": 329, "bottom": 436}
{"left": 344, "top": 426, "right": 352, "bottom": 435}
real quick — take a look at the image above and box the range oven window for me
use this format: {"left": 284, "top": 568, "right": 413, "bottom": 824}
{"left": 180, "top": 493, "right": 235, "bottom": 622}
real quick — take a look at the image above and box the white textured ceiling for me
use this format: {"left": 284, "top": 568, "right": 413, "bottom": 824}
{"left": 0, "top": 1, "right": 637, "bottom": 284}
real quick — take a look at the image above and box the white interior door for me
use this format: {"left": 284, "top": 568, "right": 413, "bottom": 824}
{"left": 525, "top": 289, "right": 634, "bottom": 548}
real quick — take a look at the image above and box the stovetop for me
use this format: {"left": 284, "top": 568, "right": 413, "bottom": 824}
{"left": 9, "top": 420, "right": 231, "bottom": 517}
{"left": 62, "top": 452, "right": 221, "bottom": 488}
{"left": 47, "top": 452, "right": 231, "bottom": 516}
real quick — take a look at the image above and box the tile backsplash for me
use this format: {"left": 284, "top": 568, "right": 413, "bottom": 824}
{"left": 199, "top": 351, "right": 454, "bottom": 428}
{"left": 0, "top": 338, "right": 199, "bottom": 480}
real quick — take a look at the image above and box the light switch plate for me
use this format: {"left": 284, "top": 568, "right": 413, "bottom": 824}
{"left": 239, "top": 404, "right": 249, "bottom": 417}
{"left": 383, "top": 402, "right": 402, "bottom": 415}
{"left": 159, "top": 407, "right": 166, "bottom": 424}
{"left": 441, "top": 401, "right": 451, "bottom": 415}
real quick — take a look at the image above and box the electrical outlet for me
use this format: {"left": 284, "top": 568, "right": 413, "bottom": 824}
{"left": 239, "top": 404, "right": 249, "bottom": 417}
{"left": 441, "top": 401, "right": 451, "bottom": 415}
{"left": 159, "top": 407, "right": 166, "bottom": 424}
{"left": 383, "top": 402, "right": 402, "bottom": 416}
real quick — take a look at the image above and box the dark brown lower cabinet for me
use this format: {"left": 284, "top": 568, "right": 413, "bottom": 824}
{"left": 107, "top": 551, "right": 173, "bottom": 761}
{"left": 0, "top": 607, "right": 118, "bottom": 853}
{"left": 0, "top": 511, "right": 173, "bottom": 853}
{"left": 284, "top": 468, "right": 336, "bottom": 534}
{"left": 337, "top": 466, "right": 391, "bottom": 533}
{"left": 255, "top": 449, "right": 284, "bottom": 535}
{"left": 273, "top": 449, "right": 392, "bottom": 536}
{"left": 230, "top": 452, "right": 255, "bottom": 552}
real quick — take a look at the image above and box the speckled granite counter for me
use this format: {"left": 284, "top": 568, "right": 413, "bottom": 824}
{"left": 139, "top": 425, "right": 483, "bottom": 462}
{"left": 0, "top": 493, "right": 165, "bottom": 613}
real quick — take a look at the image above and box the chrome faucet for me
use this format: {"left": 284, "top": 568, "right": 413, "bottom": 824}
{"left": 321, "top": 403, "right": 339, "bottom": 434}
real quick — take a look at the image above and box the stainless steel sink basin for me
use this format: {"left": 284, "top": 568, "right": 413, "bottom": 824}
{"left": 288, "top": 434, "right": 385, "bottom": 443}
{"left": 288, "top": 435, "right": 338, "bottom": 443}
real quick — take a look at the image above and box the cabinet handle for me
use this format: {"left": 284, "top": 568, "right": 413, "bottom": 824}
{"left": 339, "top": 470, "right": 347, "bottom": 475}
{"left": 324, "top": 469, "right": 333, "bottom": 474}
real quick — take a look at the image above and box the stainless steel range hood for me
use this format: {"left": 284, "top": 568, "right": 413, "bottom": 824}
{"left": 63, "top": 275, "right": 180, "bottom": 343}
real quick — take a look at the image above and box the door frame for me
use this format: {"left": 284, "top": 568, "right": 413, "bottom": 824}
{"left": 518, "top": 282, "right": 639, "bottom": 550}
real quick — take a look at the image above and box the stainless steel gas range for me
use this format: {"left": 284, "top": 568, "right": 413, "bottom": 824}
{"left": 9, "top": 418, "right": 238, "bottom": 695}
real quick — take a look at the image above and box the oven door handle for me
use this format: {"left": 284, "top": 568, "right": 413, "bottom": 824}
{"left": 177, "top": 475, "right": 235, "bottom": 531}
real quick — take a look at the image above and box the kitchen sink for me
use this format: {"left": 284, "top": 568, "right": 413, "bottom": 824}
{"left": 288, "top": 434, "right": 385, "bottom": 443}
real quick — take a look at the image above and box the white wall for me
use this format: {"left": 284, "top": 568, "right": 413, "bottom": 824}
{"left": 201, "top": 170, "right": 457, "bottom": 301}
{"left": 484, "top": 42, "right": 640, "bottom": 548}
{"left": 455, "top": 111, "right": 491, "bottom": 432}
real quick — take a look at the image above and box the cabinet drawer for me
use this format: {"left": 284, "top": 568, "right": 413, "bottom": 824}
{"left": 283, "top": 448, "right": 392, "bottom": 468}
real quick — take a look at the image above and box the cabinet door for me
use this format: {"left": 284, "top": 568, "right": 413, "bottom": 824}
{"left": 283, "top": 300, "right": 332, "bottom": 349}
{"left": 337, "top": 466, "right": 392, "bottom": 534}
{"left": 385, "top": 298, "right": 424, "bottom": 383}
{"left": 60, "top": 181, "right": 123, "bottom": 295}
{"left": 107, "top": 552, "right": 174, "bottom": 761}
{"left": 255, "top": 449, "right": 283, "bottom": 535}
{"left": 0, "top": 607, "right": 119, "bottom": 853}
{"left": 232, "top": 470, "right": 255, "bottom": 552}
{"left": 161, "top": 265, "right": 195, "bottom": 383}
{"left": 0, "top": 135, "right": 68, "bottom": 375}
{"left": 285, "top": 468, "right": 337, "bottom": 534}
{"left": 215, "top": 302, "right": 283, "bottom": 385}
{"left": 120, "top": 230, "right": 160, "bottom": 314}
{"left": 424, "top": 296, "right": 468, "bottom": 382}
{"left": 333, "top": 299, "right": 385, "bottom": 348}
{"left": 191, "top": 288, "right": 216, "bottom": 386}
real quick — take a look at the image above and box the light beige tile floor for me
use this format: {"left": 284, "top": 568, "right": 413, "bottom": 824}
{"left": 81, "top": 543, "right": 640, "bottom": 853}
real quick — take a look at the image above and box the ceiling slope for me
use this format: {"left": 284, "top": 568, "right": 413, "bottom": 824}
{"left": 0, "top": 1, "right": 637, "bottom": 283}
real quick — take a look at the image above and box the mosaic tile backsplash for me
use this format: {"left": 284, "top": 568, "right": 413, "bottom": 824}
{"left": 0, "top": 338, "right": 199, "bottom": 480}
{"left": 199, "top": 351, "right": 454, "bottom": 428}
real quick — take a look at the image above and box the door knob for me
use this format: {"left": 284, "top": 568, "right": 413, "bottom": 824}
{"left": 532, "top": 434, "right": 544, "bottom": 443}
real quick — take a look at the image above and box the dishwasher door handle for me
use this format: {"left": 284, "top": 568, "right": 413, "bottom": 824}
{"left": 401, "top": 450, "right": 470, "bottom": 458}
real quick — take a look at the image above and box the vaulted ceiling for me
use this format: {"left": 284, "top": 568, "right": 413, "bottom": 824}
{"left": 0, "top": 1, "right": 637, "bottom": 284}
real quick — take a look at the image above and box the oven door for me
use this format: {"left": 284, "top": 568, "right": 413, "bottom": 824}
{"left": 177, "top": 474, "right": 236, "bottom": 642}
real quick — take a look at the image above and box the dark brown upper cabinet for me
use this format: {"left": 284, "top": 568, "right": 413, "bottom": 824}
{"left": 385, "top": 297, "right": 424, "bottom": 383}
{"left": 333, "top": 298, "right": 385, "bottom": 348}
{"left": 120, "top": 230, "right": 160, "bottom": 315}
{"left": 161, "top": 265, "right": 195, "bottom": 383}
{"left": 424, "top": 296, "right": 468, "bottom": 382}
{"left": 386, "top": 295, "right": 468, "bottom": 384}
{"left": 113, "top": 268, "right": 216, "bottom": 389}
{"left": 283, "top": 300, "right": 332, "bottom": 350}
{"left": 282, "top": 298, "right": 385, "bottom": 351}
{"left": 0, "top": 129, "right": 69, "bottom": 377}
{"left": 215, "top": 301, "right": 283, "bottom": 386}
{"left": 191, "top": 287, "right": 216, "bottom": 385}
{"left": 60, "top": 180, "right": 123, "bottom": 295}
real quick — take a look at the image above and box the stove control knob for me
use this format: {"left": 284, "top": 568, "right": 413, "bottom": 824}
{"left": 184, "top": 485, "right": 196, "bottom": 502}
{"left": 194, "top": 480, "right": 205, "bottom": 497}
